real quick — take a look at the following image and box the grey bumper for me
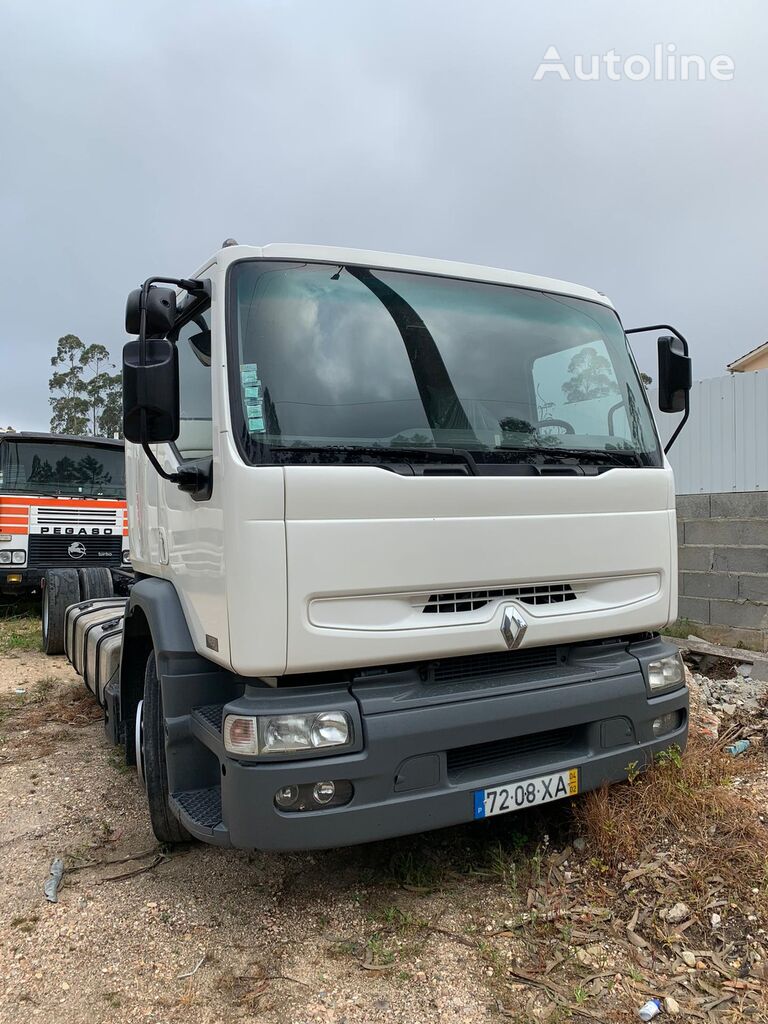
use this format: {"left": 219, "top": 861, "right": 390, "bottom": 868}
{"left": 171, "top": 636, "right": 689, "bottom": 851}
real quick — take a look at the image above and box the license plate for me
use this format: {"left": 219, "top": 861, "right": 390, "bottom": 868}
{"left": 473, "top": 768, "right": 579, "bottom": 819}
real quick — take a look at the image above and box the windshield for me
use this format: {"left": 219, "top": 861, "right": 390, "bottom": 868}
{"left": 0, "top": 441, "right": 125, "bottom": 498}
{"left": 228, "top": 261, "right": 661, "bottom": 467}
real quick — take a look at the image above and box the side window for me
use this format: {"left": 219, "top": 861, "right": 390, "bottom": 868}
{"left": 532, "top": 339, "right": 630, "bottom": 441}
{"left": 175, "top": 308, "right": 213, "bottom": 459}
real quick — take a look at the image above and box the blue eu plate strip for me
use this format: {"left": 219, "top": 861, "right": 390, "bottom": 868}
{"left": 473, "top": 790, "right": 485, "bottom": 820}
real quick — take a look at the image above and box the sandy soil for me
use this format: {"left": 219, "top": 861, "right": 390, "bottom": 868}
{"left": 0, "top": 650, "right": 79, "bottom": 696}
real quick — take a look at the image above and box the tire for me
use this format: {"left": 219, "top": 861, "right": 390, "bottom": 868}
{"left": 42, "top": 569, "right": 81, "bottom": 655}
{"left": 140, "top": 652, "right": 191, "bottom": 845}
{"left": 78, "top": 567, "right": 114, "bottom": 600}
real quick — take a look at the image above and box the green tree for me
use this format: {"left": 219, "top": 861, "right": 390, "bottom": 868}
{"left": 49, "top": 336, "right": 122, "bottom": 437}
{"left": 95, "top": 371, "right": 123, "bottom": 437}
{"left": 49, "top": 334, "right": 90, "bottom": 434}
{"left": 562, "top": 346, "right": 620, "bottom": 404}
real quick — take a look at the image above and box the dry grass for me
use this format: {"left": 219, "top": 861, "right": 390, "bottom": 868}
{"left": 0, "top": 606, "right": 41, "bottom": 655}
{"left": 0, "top": 677, "right": 101, "bottom": 763}
{"left": 19, "top": 683, "right": 101, "bottom": 729}
{"left": 1, "top": 679, "right": 100, "bottom": 729}
{"left": 575, "top": 733, "right": 768, "bottom": 902}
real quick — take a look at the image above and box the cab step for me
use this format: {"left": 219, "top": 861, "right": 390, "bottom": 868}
{"left": 171, "top": 787, "right": 229, "bottom": 845}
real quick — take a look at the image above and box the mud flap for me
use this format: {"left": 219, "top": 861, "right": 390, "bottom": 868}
{"left": 103, "top": 671, "right": 122, "bottom": 747}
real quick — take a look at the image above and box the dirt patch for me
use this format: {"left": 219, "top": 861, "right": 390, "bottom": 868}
{"left": 1, "top": 627, "right": 767, "bottom": 1023}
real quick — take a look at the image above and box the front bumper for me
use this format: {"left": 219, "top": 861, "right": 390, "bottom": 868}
{"left": 0, "top": 568, "right": 40, "bottom": 595}
{"left": 170, "top": 637, "right": 688, "bottom": 851}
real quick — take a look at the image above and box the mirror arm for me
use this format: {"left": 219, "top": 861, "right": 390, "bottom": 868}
{"left": 140, "top": 275, "right": 210, "bottom": 298}
{"left": 625, "top": 324, "right": 690, "bottom": 455}
{"left": 625, "top": 324, "right": 690, "bottom": 350}
{"left": 607, "top": 398, "right": 625, "bottom": 437}
{"left": 141, "top": 443, "right": 211, "bottom": 496}
{"left": 142, "top": 442, "right": 181, "bottom": 483}
{"left": 137, "top": 275, "right": 211, "bottom": 358}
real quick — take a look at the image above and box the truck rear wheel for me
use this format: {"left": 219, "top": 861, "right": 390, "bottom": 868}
{"left": 42, "top": 569, "right": 81, "bottom": 655}
{"left": 139, "top": 652, "right": 191, "bottom": 845}
{"left": 78, "top": 567, "right": 114, "bottom": 600}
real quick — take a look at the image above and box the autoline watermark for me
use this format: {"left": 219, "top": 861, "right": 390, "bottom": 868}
{"left": 534, "top": 44, "right": 735, "bottom": 82}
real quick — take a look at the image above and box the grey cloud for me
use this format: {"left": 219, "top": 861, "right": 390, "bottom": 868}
{"left": 0, "top": 0, "right": 765, "bottom": 429}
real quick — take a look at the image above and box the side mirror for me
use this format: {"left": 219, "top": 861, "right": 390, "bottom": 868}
{"left": 657, "top": 335, "right": 692, "bottom": 413}
{"left": 125, "top": 286, "right": 177, "bottom": 336}
{"left": 122, "top": 338, "right": 180, "bottom": 443}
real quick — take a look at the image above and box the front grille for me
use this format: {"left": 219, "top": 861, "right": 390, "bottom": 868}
{"left": 34, "top": 507, "right": 121, "bottom": 527}
{"left": 432, "top": 646, "right": 559, "bottom": 683}
{"left": 28, "top": 534, "right": 122, "bottom": 569}
{"left": 447, "top": 726, "right": 576, "bottom": 780}
{"left": 422, "top": 583, "right": 577, "bottom": 614}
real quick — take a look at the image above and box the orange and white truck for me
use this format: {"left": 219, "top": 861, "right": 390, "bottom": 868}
{"left": 0, "top": 433, "right": 129, "bottom": 634}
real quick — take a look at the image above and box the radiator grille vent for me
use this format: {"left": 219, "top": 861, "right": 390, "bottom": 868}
{"left": 35, "top": 507, "right": 121, "bottom": 527}
{"left": 423, "top": 583, "right": 577, "bottom": 614}
{"left": 447, "top": 726, "right": 576, "bottom": 779}
{"left": 432, "top": 645, "right": 559, "bottom": 683}
{"left": 28, "top": 535, "right": 122, "bottom": 568}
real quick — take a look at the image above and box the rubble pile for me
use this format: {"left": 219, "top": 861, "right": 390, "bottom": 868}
{"left": 686, "top": 659, "right": 768, "bottom": 745}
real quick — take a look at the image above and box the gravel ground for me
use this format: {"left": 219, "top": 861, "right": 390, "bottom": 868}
{"left": 2, "top": 617, "right": 768, "bottom": 1024}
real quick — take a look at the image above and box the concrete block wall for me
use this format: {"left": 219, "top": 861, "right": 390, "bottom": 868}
{"left": 677, "top": 491, "right": 768, "bottom": 652}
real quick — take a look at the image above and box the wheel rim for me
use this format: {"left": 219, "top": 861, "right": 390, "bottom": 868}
{"left": 135, "top": 699, "right": 146, "bottom": 790}
{"left": 42, "top": 585, "right": 49, "bottom": 639}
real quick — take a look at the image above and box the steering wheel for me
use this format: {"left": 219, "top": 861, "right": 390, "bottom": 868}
{"left": 536, "top": 418, "right": 575, "bottom": 435}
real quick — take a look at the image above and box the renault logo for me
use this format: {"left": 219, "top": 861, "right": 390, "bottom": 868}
{"left": 501, "top": 607, "right": 527, "bottom": 650}
{"left": 67, "top": 541, "right": 86, "bottom": 560}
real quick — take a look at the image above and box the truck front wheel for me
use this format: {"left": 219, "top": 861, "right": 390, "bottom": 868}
{"left": 139, "top": 652, "right": 191, "bottom": 845}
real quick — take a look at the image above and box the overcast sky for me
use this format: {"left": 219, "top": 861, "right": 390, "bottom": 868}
{"left": 1, "top": 0, "right": 764, "bottom": 431}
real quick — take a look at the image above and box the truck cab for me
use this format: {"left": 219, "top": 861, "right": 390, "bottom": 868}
{"left": 0, "top": 432, "right": 128, "bottom": 597}
{"left": 115, "top": 243, "right": 692, "bottom": 850}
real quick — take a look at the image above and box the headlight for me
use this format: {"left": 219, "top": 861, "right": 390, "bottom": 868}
{"left": 11, "top": 551, "right": 25, "bottom": 565}
{"left": 223, "top": 710, "right": 352, "bottom": 756}
{"left": 647, "top": 653, "right": 685, "bottom": 693}
{"left": 0, "top": 551, "right": 11, "bottom": 565}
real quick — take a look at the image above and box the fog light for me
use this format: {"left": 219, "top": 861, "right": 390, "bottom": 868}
{"left": 274, "top": 780, "right": 354, "bottom": 812}
{"left": 652, "top": 711, "right": 680, "bottom": 737}
{"left": 313, "top": 781, "right": 336, "bottom": 805}
{"left": 648, "top": 654, "right": 685, "bottom": 693}
{"left": 6, "top": 574, "right": 22, "bottom": 584}
{"left": 11, "top": 551, "right": 25, "bottom": 565}
{"left": 275, "top": 785, "right": 300, "bottom": 809}
{"left": 122, "top": 549, "right": 131, "bottom": 564}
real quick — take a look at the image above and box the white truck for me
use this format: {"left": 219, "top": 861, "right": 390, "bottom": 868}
{"left": 57, "top": 242, "right": 693, "bottom": 850}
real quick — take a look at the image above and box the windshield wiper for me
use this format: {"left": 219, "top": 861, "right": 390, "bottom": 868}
{"left": 266, "top": 444, "right": 480, "bottom": 475}
{"left": 494, "top": 445, "right": 645, "bottom": 467}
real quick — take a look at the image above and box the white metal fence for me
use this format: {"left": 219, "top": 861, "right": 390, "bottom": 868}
{"left": 650, "top": 370, "right": 768, "bottom": 494}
